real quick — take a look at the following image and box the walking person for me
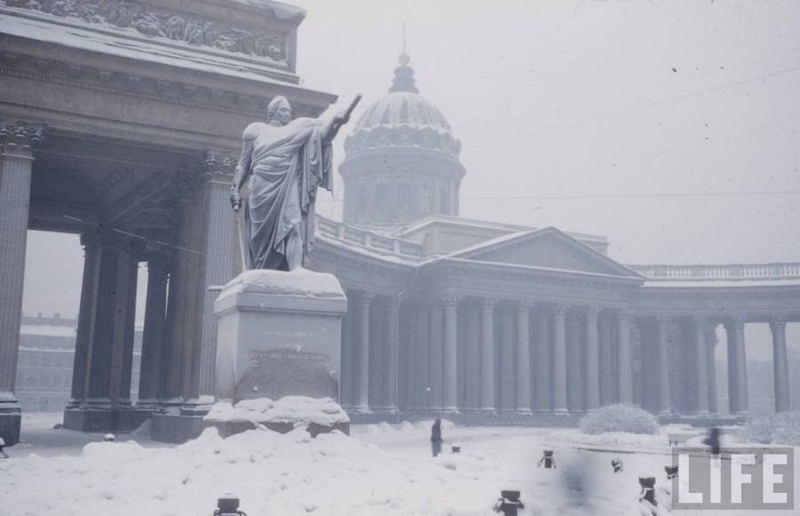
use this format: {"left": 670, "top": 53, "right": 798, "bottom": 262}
{"left": 430, "top": 418, "right": 443, "bottom": 457}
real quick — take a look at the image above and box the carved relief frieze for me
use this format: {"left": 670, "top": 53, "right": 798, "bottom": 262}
{"left": 0, "top": 0, "right": 289, "bottom": 63}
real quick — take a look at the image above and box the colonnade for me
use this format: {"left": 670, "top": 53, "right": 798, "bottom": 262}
{"left": 338, "top": 290, "right": 793, "bottom": 416}
{"left": 63, "top": 154, "right": 237, "bottom": 431}
{"left": 338, "top": 291, "right": 638, "bottom": 415}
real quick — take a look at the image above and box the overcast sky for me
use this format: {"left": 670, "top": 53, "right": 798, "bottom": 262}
{"left": 22, "top": 0, "right": 799, "bottom": 358}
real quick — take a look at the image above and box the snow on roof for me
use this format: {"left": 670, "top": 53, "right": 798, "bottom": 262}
{"left": 19, "top": 325, "right": 76, "bottom": 337}
{"left": 389, "top": 214, "right": 609, "bottom": 244}
{"left": 642, "top": 279, "right": 800, "bottom": 288}
{"left": 316, "top": 234, "right": 419, "bottom": 266}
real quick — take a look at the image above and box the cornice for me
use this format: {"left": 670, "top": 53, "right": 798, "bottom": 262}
{"left": 0, "top": 50, "right": 323, "bottom": 119}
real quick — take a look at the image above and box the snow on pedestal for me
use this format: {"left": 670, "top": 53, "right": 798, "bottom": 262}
{"left": 204, "top": 396, "right": 350, "bottom": 437}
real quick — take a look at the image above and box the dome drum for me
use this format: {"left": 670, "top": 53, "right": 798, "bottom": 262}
{"left": 339, "top": 53, "right": 466, "bottom": 227}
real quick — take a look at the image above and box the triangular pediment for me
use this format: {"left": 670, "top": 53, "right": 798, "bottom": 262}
{"left": 450, "top": 227, "right": 641, "bottom": 278}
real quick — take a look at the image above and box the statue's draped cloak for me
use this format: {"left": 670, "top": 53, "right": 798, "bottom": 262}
{"left": 244, "top": 118, "right": 333, "bottom": 270}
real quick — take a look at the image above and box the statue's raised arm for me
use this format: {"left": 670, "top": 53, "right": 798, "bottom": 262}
{"left": 231, "top": 94, "right": 358, "bottom": 272}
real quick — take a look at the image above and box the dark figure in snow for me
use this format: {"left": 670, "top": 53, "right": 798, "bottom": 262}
{"left": 537, "top": 450, "right": 556, "bottom": 469}
{"left": 611, "top": 458, "right": 623, "bottom": 473}
{"left": 430, "top": 418, "right": 443, "bottom": 457}
{"left": 493, "top": 490, "right": 524, "bottom": 516}
{"left": 639, "top": 477, "right": 657, "bottom": 513}
{"left": 703, "top": 427, "right": 721, "bottom": 456}
{"left": 0, "top": 437, "right": 8, "bottom": 459}
{"left": 665, "top": 465, "right": 679, "bottom": 480}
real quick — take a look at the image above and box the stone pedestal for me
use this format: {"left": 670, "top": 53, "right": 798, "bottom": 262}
{"left": 214, "top": 269, "right": 347, "bottom": 405}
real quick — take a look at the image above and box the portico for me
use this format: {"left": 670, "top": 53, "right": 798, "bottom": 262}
{"left": 0, "top": 0, "right": 335, "bottom": 444}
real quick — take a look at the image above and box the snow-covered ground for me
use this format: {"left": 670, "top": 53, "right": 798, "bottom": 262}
{"left": 1, "top": 413, "right": 796, "bottom": 515}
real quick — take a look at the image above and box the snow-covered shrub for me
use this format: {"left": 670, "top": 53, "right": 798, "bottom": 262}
{"left": 579, "top": 404, "right": 659, "bottom": 435}
{"left": 739, "top": 412, "right": 800, "bottom": 446}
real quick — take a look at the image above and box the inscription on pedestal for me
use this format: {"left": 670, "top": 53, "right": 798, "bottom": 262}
{"left": 235, "top": 348, "right": 337, "bottom": 402}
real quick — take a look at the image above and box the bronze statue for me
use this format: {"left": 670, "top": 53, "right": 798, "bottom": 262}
{"left": 230, "top": 94, "right": 360, "bottom": 271}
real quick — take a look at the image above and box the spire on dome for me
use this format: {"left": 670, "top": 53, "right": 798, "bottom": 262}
{"left": 389, "top": 53, "right": 419, "bottom": 94}
{"left": 389, "top": 24, "right": 418, "bottom": 93}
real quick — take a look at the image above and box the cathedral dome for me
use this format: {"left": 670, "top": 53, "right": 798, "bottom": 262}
{"left": 344, "top": 54, "right": 461, "bottom": 159}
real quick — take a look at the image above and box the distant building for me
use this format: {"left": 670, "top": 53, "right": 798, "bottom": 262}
{"left": 16, "top": 314, "right": 141, "bottom": 412}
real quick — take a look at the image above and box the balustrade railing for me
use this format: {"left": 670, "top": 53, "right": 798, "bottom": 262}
{"left": 628, "top": 263, "right": 800, "bottom": 281}
{"left": 314, "top": 215, "right": 424, "bottom": 260}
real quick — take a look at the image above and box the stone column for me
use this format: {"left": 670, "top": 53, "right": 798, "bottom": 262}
{"left": 67, "top": 232, "right": 100, "bottom": 410}
{"left": 500, "top": 305, "right": 515, "bottom": 412}
{"left": 598, "top": 315, "right": 614, "bottom": 406}
{"left": 585, "top": 307, "right": 601, "bottom": 410}
{"left": 0, "top": 121, "right": 43, "bottom": 445}
{"left": 86, "top": 234, "right": 121, "bottom": 410}
{"left": 136, "top": 257, "right": 169, "bottom": 410}
{"left": 617, "top": 311, "right": 633, "bottom": 404}
{"left": 107, "top": 239, "right": 136, "bottom": 409}
{"left": 464, "top": 302, "right": 480, "bottom": 412}
{"left": 117, "top": 250, "right": 139, "bottom": 409}
{"left": 725, "top": 321, "right": 738, "bottom": 413}
{"left": 480, "top": 298, "right": 496, "bottom": 413}
{"left": 704, "top": 323, "right": 719, "bottom": 413}
{"left": 414, "top": 304, "right": 430, "bottom": 411}
{"left": 384, "top": 294, "right": 402, "bottom": 414}
{"left": 770, "top": 317, "right": 790, "bottom": 413}
{"left": 731, "top": 316, "right": 749, "bottom": 414}
{"left": 340, "top": 296, "right": 354, "bottom": 408}
{"left": 516, "top": 301, "right": 532, "bottom": 414}
{"left": 552, "top": 304, "right": 568, "bottom": 413}
{"left": 567, "top": 311, "right": 582, "bottom": 412}
{"left": 429, "top": 300, "right": 444, "bottom": 411}
{"left": 535, "top": 309, "right": 551, "bottom": 412}
{"left": 193, "top": 152, "right": 237, "bottom": 408}
{"left": 161, "top": 172, "right": 197, "bottom": 409}
{"left": 693, "top": 316, "right": 709, "bottom": 414}
{"left": 353, "top": 292, "right": 374, "bottom": 413}
{"left": 442, "top": 294, "right": 460, "bottom": 413}
{"left": 656, "top": 316, "right": 671, "bottom": 414}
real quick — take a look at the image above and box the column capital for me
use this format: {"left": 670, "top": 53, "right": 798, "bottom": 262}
{"left": 0, "top": 119, "right": 45, "bottom": 158}
{"left": 202, "top": 149, "right": 237, "bottom": 182}
{"left": 441, "top": 293, "right": 462, "bottom": 308}
{"left": 358, "top": 291, "right": 376, "bottom": 308}
{"left": 481, "top": 297, "right": 497, "bottom": 310}
{"left": 693, "top": 314, "right": 709, "bottom": 325}
{"left": 727, "top": 315, "right": 747, "bottom": 329}
{"left": 517, "top": 299, "right": 535, "bottom": 309}
{"left": 586, "top": 305, "right": 602, "bottom": 318}
{"left": 769, "top": 317, "right": 787, "bottom": 332}
{"left": 656, "top": 314, "right": 671, "bottom": 325}
{"left": 554, "top": 303, "right": 569, "bottom": 316}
